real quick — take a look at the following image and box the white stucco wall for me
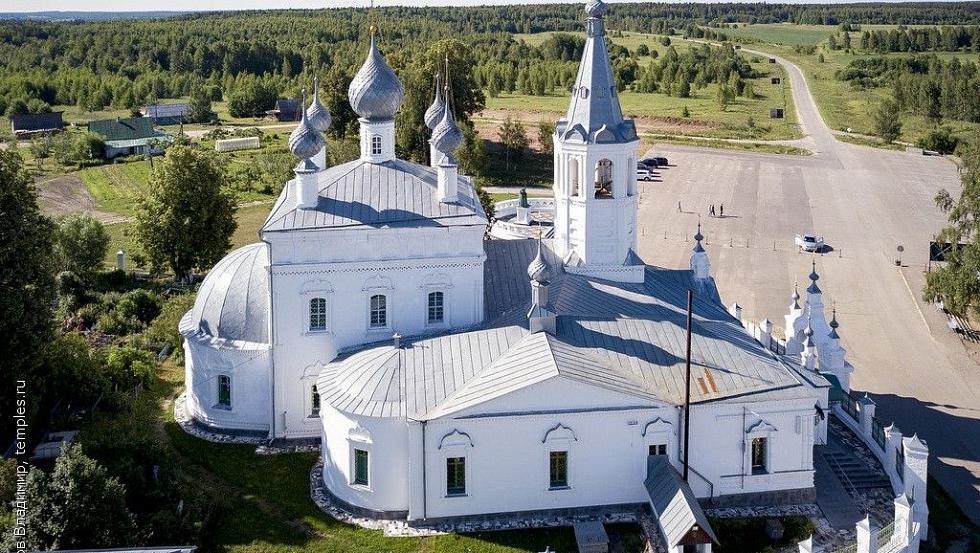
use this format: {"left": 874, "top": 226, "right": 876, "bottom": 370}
{"left": 320, "top": 405, "right": 410, "bottom": 513}
{"left": 267, "top": 224, "right": 486, "bottom": 438}
{"left": 182, "top": 336, "right": 272, "bottom": 434}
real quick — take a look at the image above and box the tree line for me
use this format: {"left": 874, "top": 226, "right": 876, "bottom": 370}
{"left": 838, "top": 55, "right": 980, "bottom": 125}
{"left": 835, "top": 26, "right": 980, "bottom": 53}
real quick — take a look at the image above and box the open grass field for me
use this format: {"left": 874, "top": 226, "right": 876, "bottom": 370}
{"left": 102, "top": 201, "right": 274, "bottom": 269}
{"left": 499, "top": 31, "right": 799, "bottom": 141}
{"left": 719, "top": 23, "right": 980, "bottom": 144}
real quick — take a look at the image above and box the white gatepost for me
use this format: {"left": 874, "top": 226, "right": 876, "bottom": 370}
{"left": 902, "top": 435, "right": 930, "bottom": 540}
{"left": 893, "top": 493, "right": 913, "bottom": 548}
{"left": 856, "top": 516, "right": 877, "bottom": 553}
{"left": 884, "top": 424, "right": 903, "bottom": 488}
{"left": 859, "top": 395, "right": 876, "bottom": 439}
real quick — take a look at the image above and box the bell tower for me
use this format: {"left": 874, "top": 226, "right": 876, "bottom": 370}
{"left": 552, "top": 0, "right": 642, "bottom": 283}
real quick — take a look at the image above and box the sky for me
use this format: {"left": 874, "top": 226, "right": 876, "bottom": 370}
{"left": 5, "top": 0, "right": 960, "bottom": 14}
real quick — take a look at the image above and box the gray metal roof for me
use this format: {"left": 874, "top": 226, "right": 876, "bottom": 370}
{"left": 644, "top": 455, "right": 718, "bottom": 548}
{"left": 318, "top": 239, "right": 825, "bottom": 419}
{"left": 556, "top": 0, "right": 637, "bottom": 144}
{"left": 262, "top": 159, "right": 487, "bottom": 233}
{"left": 180, "top": 243, "right": 270, "bottom": 344}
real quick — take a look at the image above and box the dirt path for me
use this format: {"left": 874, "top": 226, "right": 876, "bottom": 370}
{"left": 35, "top": 174, "right": 130, "bottom": 223}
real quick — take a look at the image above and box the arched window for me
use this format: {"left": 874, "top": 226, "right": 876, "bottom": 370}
{"left": 371, "top": 135, "right": 382, "bottom": 156}
{"left": 309, "top": 297, "right": 327, "bottom": 332}
{"left": 627, "top": 156, "right": 636, "bottom": 196}
{"left": 311, "top": 384, "right": 321, "bottom": 417}
{"left": 568, "top": 157, "right": 580, "bottom": 197}
{"left": 594, "top": 159, "right": 613, "bottom": 199}
{"left": 427, "top": 291, "right": 444, "bottom": 324}
{"left": 369, "top": 294, "right": 387, "bottom": 328}
{"left": 217, "top": 375, "right": 231, "bottom": 409}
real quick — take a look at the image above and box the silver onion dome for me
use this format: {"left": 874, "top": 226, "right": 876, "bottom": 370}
{"left": 527, "top": 240, "right": 551, "bottom": 284}
{"left": 431, "top": 104, "right": 463, "bottom": 155}
{"left": 693, "top": 222, "right": 705, "bottom": 253}
{"left": 306, "top": 76, "right": 332, "bottom": 133}
{"left": 424, "top": 73, "right": 446, "bottom": 131}
{"left": 348, "top": 32, "right": 405, "bottom": 121}
{"left": 288, "top": 90, "right": 325, "bottom": 160}
{"left": 585, "top": 0, "right": 608, "bottom": 18}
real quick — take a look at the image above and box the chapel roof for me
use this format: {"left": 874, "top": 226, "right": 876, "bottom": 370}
{"left": 179, "top": 242, "right": 270, "bottom": 346}
{"left": 318, "top": 239, "right": 828, "bottom": 420}
{"left": 261, "top": 158, "right": 487, "bottom": 233}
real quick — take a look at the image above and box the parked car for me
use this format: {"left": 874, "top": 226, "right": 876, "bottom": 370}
{"left": 645, "top": 155, "right": 669, "bottom": 167}
{"left": 636, "top": 165, "right": 654, "bottom": 181}
{"left": 795, "top": 233, "right": 825, "bottom": 252}
{"left": 638, "top": 157, "right": 659, "bottom": 169}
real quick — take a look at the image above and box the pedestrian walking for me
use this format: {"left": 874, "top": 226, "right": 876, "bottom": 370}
{"left": 709, "top": 204, "right": 715, "bottom": 217}
{"left": 677, "top": 201, "right": 682, "bottom": 212}
{"left": 720, "top": 204, "right": 724, "bottom": 218}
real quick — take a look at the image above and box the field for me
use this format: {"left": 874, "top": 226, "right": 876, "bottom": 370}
{"left": 506, "top": 31, "right": 801, "bottom": 141}
{"left": 721, "top": 23, "right": 980, "bottom": 144}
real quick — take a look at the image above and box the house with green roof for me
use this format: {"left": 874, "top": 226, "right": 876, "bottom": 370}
{"left": 87, "top": 117, "right": 170, "bottom": 159}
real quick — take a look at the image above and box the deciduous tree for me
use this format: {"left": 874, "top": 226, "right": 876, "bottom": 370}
{"left": 53, "top": 213, "right": 110, "bottom": 277}
{"left": 133, "top": 146, "right": 236, "bottom": 280}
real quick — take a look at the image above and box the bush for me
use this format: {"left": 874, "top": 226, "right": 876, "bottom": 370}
{"left": 144, "top": 293, "right": 195, "bottom": 360}
{"left": 98, "top": 289, "right": 164, "bottom": 335}
{"left": 918, "top": 126, "right": 959, "bottom": 154}
{"left": 105, "top": 346, "right": 156, "bottom": 389}
{"left": 54, "top": 213, "right": 111, "bottom": 276}
{"left": 41, "top": 333, "right": 108, "bottom": 407}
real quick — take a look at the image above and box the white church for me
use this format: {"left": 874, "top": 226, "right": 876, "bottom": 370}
{"left": 179, "top": 1, "right": 856, "bottom": 548}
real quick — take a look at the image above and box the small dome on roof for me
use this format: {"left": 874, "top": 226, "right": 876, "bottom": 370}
{"left": 424, "top": 73, "right": 446, "bottom": 131}
{"left": 527, "top": 240, "right": 551, "bottom": 284}
{"left": 182, "top": 243, "right": 270, "bottom": 344}
{"left": 585, "top": 0, "right": 608, "bottom": 18}
{"left": 289, "top": 90, "right": 325, "bottom": 160}
{"left": 306, "top": 77, "right": 332, "bottom": 133}
{"left": 431, "top": 104, "right": 463, "bottom": 155}
{"left": 348, "top": 33, "right": 405, "bottom": 121}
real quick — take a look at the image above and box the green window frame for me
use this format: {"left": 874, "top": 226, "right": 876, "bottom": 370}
{"left": 217, "top": 375, "right": 231, "bottom": 408}
{"left": 549, "top": 450, "right": 568, "bottom": 489}
{"left": 751, "top": 437, "right": 768, "bottom": 475}
{"left": 446, "top": 457, "right": 466, "bottom": 496}
{"left": 310, "top": 385, "right": 320, "bottom": 417}
{"left": 353, "top": 448, "right": 369, "bottom": 486}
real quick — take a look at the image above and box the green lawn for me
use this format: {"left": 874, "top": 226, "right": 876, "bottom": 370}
{"left": 718, "top": 23, "right": 837, "bottom": 47}
{"left": 77, "top": 160, "right": 154, "bottom": 216}
{"left": 503, "top": 31, "right": 799, "bottom": 141}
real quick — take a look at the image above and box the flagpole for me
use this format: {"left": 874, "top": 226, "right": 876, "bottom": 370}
{"left": 683, "top": 288, "right": 693, "bottom": 482}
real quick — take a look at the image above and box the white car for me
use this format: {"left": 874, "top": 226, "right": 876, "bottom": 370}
{"left": 636, "top": 166, "right": 654, "bottom": 181}
{"left": 795, "top": 233, "right": 825, "bottom": 252}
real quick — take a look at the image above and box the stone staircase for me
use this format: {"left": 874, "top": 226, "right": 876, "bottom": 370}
{"left": 822, "top": 448, "right": 892, "bottom": 493}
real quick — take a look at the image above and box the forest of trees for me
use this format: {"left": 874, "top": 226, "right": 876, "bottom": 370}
{"left": 837, "top": 55, "right": 980, "bottom": 124}
{"left": 840, "top": 26, "right": 980, "bottom": 53}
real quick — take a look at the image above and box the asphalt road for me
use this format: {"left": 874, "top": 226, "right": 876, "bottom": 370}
{"left": 636, "top": 53, "right": 980, "bottom": 524}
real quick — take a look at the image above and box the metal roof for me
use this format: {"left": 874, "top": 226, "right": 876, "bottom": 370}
{"left": 10, "top": 112, "right": 63, "bottom": 132}
{"left": 318, "top": 239, "right": 826, "bottom": 419}
{"left": 180, "top": 243, "right": 270, "bottom": 344}
{"left": 262, "top": 158, "right": 487, "bottom": 233}
{"left": 88, "top": 117, "right": 165, "bottom": 142}
{"left": 644, "top": 455, "right": 718, "bottom": 548}
{"left": 143, "top": 103, "right": 190, "bottom": 119}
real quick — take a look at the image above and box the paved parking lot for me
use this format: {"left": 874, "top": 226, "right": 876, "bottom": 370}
{"left": 635, "top": 50, "right": 980, "bottom": 523}
{"left": 636, "top": 123, "right": 979, "bottom": 523}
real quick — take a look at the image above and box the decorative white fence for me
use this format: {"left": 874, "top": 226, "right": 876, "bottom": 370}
{"left": 492, "top": 197, "right": 555, "bottom": 219}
